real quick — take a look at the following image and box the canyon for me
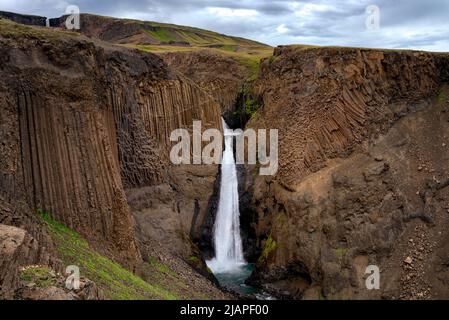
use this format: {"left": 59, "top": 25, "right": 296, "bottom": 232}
{"left": 1, "top": 12, "right": 449, "bottom": 300}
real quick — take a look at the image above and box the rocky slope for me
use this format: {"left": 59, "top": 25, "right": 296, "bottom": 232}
{"left": 0, "top": 11, "right": 46, "bottom": 27}
{"left": 47, "top": 13, "right": 272, "bottom": 128}
{"left": 161, "top": 51, "right": 250, "bottom": 127}
{"left": 0, "top": 18, "right": 225, "bottom": 299}
{"left": 243, "top": 45, "right": 449, "bottom": 299}
{"left": 49, "top": 13, "right": 264, "bottom": 47}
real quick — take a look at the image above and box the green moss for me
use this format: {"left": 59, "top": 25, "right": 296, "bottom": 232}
{"left": 19, "top": 266, "right": 56, "bottom": 288}
{"left": 335, "top": 247, "right": 348, "bottom": 259}
{"left": 268, "top": 55, "right": 275, "bottom": 65}
{"left": 438, "top": 90, "right": 447, "bottom": 103}
{"left": 187, "top": 256, "right": 200, "bottom": 264}
{"left": 242, "top": 97, "right": 260, "bottom": 120}
{"left": 319, "top": 291, "right": 327, "bottom": 300}
{"left": 257, "top": 234, "right": 277, "bottom": 266}
{"left": 38, "top": 209, "right": 179, "bottom": 300}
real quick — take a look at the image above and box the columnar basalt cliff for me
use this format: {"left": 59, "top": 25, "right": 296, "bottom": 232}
{"left": 0, "top": 19, "right": 224, "bottom": 298}
{"left": 161, "top": 51, "right": 249, "bottom": 126}
{"left": 2, "top": 11, "right": 449, "bottom": 301}
{"left": 244, "top": 46, "right": 449, "bottom": 299}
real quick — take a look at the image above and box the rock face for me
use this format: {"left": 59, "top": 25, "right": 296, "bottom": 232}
{"left": 0, "top": 225, "right": 44, "bottom": 299}
{"left": 0, "top": 18, "right": 223, "bottom": 296}
{"left": 0, "top": 11, "right": 46, "bottom": 27}
{"left": 161, "top": 51, "right": 250, "bottom": 127}
{"left": 245, "top": 46, "right": 449, "bottom": 299}
{"left": 252, "top": 46, "right": 448, "bottom": 189}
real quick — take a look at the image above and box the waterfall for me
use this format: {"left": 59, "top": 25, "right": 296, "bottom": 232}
{"left": 207, "top": 118, "right": 245, "bottom": 273}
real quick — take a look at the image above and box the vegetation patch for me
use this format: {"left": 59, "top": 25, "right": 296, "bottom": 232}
{"left": 144, "top": 27, "right": 177, "bottom": 43}
{"left": 438, "top": 89, "right": 447, "bottom": 104}
{"left": 187, "top": 255, "right": 200, "bottom": 264}
{"left": 0, "top": 18, "right": 79, "bottom": 39}
{"left": 335, "top": 247, "right": 348, "bottom": 259}
{"left": 243, "top": 97, "right": 260, "bottom": 119}
{"left": 257, "top": 234, "right": 277, "bottom": 266}
{"left": 220, "top": 44, "right": 237, "bottom": 52}
{"left": 19, "top": 265, "right": 57, "bottom": 288}
{"left": 38, "top": 209, "right": 179, "bottom": 300}
{"left": 148, "top": 256, "right": 176, "bottom": 277}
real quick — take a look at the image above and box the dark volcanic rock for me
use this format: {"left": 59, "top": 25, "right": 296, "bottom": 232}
{"left": 0, "top": 11, "right": 47, "bottom": 27}
{"left": 0, "top": 19, "right": 223, "bottom": 298}
{"left": 245, "top": 46, "right": 449, "bottom": 299}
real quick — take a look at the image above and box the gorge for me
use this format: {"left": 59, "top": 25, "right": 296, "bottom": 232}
{"left": 1, "top": 11, "right": 449, "bottom": 301}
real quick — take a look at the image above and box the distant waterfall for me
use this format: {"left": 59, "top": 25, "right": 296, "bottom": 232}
{"left": 207, "top": 118, "right": 245, "bottom": 273}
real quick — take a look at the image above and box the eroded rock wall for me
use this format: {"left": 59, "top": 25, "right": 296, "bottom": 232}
{"left": 0, "top": 21, "right": 222, "bottom": 276}
{"left": 161, "top": 51, "right": 249, "bottom": 127}
{"left": 246, "top": 46, "right": 449, "bottom": 299}
{"left": 252, "top": 46, "right": 447, "bottom": 189}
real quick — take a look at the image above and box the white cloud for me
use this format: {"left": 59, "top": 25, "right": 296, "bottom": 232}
{"left": 291, "top": 2, "right": 334, "bottom": 18}
{"left": 1, "top": 0, "right": 449, "bottom": 51}
{"left": 206, "top": 7, "right": 258, "bottom": 18}
{"left": 276, "top": 23, "right": 289, "bottom": 33}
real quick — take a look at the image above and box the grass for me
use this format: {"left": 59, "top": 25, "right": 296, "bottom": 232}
{"left": 187, "top": 255, "right": 203, "bottom": 270}
{"left": 19, "top": 266, "right": 57, "bottom": 288}
{"left": 139, "top": 21, "right": 264, "bottom": 46}
{"left": 0, "top": 18, "right": 80, "bottom": 39}
{"left": 128, "top": 43, "right": 272, "bottom": 81}
{"left": 148, "top": 256, "right": 176, "bottom": 277}
{"left": 286, "top": 43, "right": 432, "bottom": 53}
{"left": 220, "top": 44, "right": 238, "bottom": 52}
{"left": 186, "top": 255, "right": 213, "bottom": 275}
{"left": 144, "top": 28, "right": 178, "bottom": 43}
{"left": 38, "top": 209, "right": 179, "bottom": 300}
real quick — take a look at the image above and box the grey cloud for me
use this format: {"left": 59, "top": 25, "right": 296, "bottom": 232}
{"left": 0, "top": 0, "right": 448, "bottom": 51}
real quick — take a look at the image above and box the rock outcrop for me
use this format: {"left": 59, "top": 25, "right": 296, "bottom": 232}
{"left": 245, "top": 46, "right": 449, "bottom": 299}
{"left": 161, "top": 51, "right": 249, "bottom": 127}
{"left": 0, "top": 225, "right": 48, "bottom": 299}
{"left": 14, "top": 265, "right": 104, "bottom": 300}
{"left": 0, "top": 18, "right": 223, "bottom": 297}
{"left": 0, "top": 11, "right": 46, "bottom": 27}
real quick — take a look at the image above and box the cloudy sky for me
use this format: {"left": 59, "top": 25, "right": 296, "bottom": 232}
{"left": 1, "top": 0, "right": 449, "bottom": 51}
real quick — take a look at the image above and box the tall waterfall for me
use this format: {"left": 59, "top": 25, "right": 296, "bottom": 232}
{"left": 207, "top": 118, "right": 245, "bottom": 273}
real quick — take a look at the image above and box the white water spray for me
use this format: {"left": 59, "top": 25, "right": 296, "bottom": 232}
{"left": 207, "top": 118, "right": 245, "bottom": 273}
